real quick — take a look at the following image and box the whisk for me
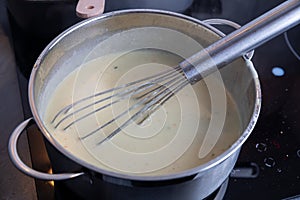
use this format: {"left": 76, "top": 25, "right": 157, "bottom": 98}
{"left": 51, "top": 0, "right": 300, "bottom": 145}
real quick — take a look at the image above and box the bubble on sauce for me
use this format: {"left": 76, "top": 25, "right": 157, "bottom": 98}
{"left": 272, "top": 66, "right": 285, "bottom": 77}
{"left": 256, "top": 142, "right": 267, "bottom": 152}
{"left": 264, "top": 157, "right": 275, "bottom": 168}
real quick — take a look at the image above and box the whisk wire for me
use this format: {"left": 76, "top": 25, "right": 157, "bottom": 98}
{"left": 52, "top": 66, "right": 182, "bottom": 129}
{"left": 79, "top": 70, "right": 185, "bottom": 140}
{"left": 51, "top": 65, "right": 188, "bottom": 145}
{"left": 96, "top": 75, "right": 189, "bottom": 145}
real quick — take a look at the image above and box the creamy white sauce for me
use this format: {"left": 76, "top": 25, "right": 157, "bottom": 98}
{"left": 43, "top": 28, "right": 242, "bottom": 176}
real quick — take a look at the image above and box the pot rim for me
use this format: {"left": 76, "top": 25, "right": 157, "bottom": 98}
{"left": 28, "top": 9, "right": 261, "bottom": 181}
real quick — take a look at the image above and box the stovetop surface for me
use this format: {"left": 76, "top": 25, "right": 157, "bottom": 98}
{"left": 7, "top": 0, "right": 300, "bottom": 199}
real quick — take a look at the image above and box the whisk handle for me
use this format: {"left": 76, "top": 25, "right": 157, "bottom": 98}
{"left": 180, "top": 0, "right": 300, "bottom": 84}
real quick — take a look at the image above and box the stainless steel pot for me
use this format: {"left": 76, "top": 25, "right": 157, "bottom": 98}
{"left": 8, "top": 10, "right": 261, "bottom": 199}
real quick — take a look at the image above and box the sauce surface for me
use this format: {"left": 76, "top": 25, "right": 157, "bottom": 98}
{"left": 44, "top": 28, "right": 242, "bottom": 176}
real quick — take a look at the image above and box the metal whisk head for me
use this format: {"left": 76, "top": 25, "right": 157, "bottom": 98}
{"left": 51, "top": 0, "right": 300, "bottom": 145}
{"left": 51, "top": 65, "right": 189, "bottom": 145}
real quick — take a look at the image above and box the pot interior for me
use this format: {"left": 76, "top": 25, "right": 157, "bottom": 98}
{"left": 30, "top": 11, "right": 260, "bottom": 178}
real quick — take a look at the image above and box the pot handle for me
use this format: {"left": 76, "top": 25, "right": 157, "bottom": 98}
{"left": 8, "top": 117, "right": 84, "bottom": 181}
{"left": 76, "top": 0, "right": 105, "bottom": 18}
{"left": 203, "top": 18, "right": 254, "bottom": 60}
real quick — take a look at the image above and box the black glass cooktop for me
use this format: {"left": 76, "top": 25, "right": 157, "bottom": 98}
{"left": 8, "top": 0, "right": 300, "bottom": 199}
{"left": 191, "top": 1, "right": 300, "bottom": 199}
{"left": 190, "top": 1, "right": 300, "bottom": 199}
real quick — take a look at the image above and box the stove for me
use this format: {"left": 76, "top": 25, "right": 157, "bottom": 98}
{"left": 6, "top": 0, "right": 300, "bottom": 199}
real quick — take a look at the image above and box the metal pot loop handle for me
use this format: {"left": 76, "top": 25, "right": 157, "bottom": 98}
{"left": 203, "top": 18, "right": 255, "bottom": 60}
{"left": 8, "top": 117, "right": 84, "bottom": 181}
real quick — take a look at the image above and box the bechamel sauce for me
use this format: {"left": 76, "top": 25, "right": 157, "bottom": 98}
{"left": 44, "top": 28, "right": 242, "bottom": 176}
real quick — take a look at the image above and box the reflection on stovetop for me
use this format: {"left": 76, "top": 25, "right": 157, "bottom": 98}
{"left": 9, "top": 0, "right": 300, "bottom": 199}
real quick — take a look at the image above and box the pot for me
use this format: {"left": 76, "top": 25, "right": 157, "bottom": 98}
{"left": 8, "top": 10, "right": 261, "bottom": 199}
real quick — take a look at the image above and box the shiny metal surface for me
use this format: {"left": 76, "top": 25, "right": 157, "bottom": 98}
{"left": 181, "top": 0, "right": 300, "bottom": 84}
{"left": 50, "top": 18, "right": 251, "bottom": 145}
{"left": 9, "top": 9, "right": 261, "bottom": 199}
{"left": 48, "top": 0, "right": 299, "bottom": 148}
{"left": 8, "top": 118, "right": 85, "bottom": 180}
{"left": 51, "top": 65, "right": 188, "bottom": 145}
